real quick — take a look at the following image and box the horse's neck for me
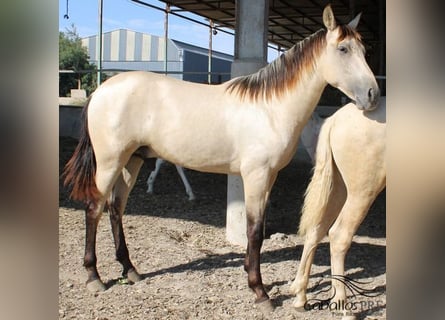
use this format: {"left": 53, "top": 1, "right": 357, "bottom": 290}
{"left": 270, "top": 71, "right": 327, "bottom": 142}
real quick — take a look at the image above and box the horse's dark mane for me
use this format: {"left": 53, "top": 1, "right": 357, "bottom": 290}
{"left": 226, "top": 25, "right": 361, "bottom": 102}
{"left": 226, "top": 29, "right": 327, "bottom": 102}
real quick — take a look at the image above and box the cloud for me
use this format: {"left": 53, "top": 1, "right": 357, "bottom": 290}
{"left": 127, "top": 18, "right": 164, "bottom": 33}
{"left": 103, "top": 17, "right": 126, "bottom": 29}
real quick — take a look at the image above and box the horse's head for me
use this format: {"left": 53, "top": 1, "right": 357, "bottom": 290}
{"left": 320, "top": 5, "right": 379, "bottom": 111}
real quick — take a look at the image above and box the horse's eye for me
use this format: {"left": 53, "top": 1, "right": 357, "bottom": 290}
{"left": 338, "top": 46, "right": 348, "bottom": 54}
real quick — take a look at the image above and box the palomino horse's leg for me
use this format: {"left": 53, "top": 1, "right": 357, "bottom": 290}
{"left": 146, "top": 158, "right": 164, "bottom": 193}
{"left": 84, "top": 199, "right": 107, "bottom": 292}
{"left": 174, "top": 164, "right": 195, "bottom": 200}
{"left": 84, "top": 158, "right": 127, "bottom": 292}
{"left": 108, "top": 156, "right": 144, "bottom": 282}
{"left": 328, "top": 194, "right": 376, "bottom": 318}
{"left": 291, "top": 169, "right": 346, "bottom": 309}
{"left": 242, "top": 169, "right": 277, "bottom": 308}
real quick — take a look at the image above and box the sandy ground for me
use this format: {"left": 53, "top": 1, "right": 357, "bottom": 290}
{"left": 59, "top": 137, "right": 386, "bottom": 320}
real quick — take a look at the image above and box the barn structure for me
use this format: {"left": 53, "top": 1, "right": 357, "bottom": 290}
{"left": 81, "top": 29, "right": 233, "bottom": 84}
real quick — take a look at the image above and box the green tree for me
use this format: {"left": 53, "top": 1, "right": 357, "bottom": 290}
{"left": 59, "top": 25, "right": 98, "bottom": 97}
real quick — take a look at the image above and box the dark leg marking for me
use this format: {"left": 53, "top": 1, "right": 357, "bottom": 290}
{"left": 246, "top": 217, "right": 269, "bottom": 303}
{"left": 108, "top": 196, "right": 139, "bottom": 279}
{"left": 84, "top": 201, "right": 106, "bottom": 291}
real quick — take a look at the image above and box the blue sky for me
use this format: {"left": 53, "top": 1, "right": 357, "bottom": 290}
{"left": 59, "top": 0, "right": 280, "bottom": 60}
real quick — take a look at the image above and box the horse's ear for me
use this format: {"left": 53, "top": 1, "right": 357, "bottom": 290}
{"left": 323, "top": 4, "right": 337, "bottom": 31}
{"left": 348, "top": 12, "right": 362, "bottom": 30}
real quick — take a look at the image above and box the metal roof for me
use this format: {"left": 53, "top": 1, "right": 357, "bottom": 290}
{"left": 157, "top": 0, "right": 385, "bottom": 50}
{"left": 172, "top": 39, "right": 234, "bottom": 60}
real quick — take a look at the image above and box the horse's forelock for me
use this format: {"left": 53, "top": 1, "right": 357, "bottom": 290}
{"left": 336, "top": 24, "right": 362, "bottom": 43}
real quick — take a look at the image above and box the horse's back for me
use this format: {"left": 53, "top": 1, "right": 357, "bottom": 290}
{"left": 85, "top": 71, "right": 241, "bottom": 173}
{"left": 330, "top": 98, "right": 386, "bottom": 193}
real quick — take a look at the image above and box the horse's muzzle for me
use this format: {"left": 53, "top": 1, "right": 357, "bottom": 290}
{"left": 355, "top": 86, "right": 380, "bottom": 111}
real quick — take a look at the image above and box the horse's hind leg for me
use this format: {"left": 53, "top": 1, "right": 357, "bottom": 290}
{"left": 108, "top": 156, "right": 144, "bottom": 283}
{"left": 291, "top": 170, "right": 346, "bottom": 309}
{"left": 175, "top": 165, "right": 195, "bottom": 200}
{"left": 84, "top": 159, "right": 127, "bottom": 292}
{"left": 328, "top": 194, "right": 375, "bottom": 318}
{"left": 291, "top": 223, "right": 334, "bottom": 309}
{"left": 84, "top": 199, "right": 107, "bottom": 292}
{"left": 146, "top": 158, "right": 163, "bottom": 193}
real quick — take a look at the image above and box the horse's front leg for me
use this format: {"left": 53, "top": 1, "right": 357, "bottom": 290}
{"left": 245, "top": 215, "right": 268, "bottom": 301}
{"left": 242, "top": 169, "right": 277, "bottom": 309}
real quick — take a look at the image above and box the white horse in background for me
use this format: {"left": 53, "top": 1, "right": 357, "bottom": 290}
{"left": 290, "top": 97, "right": 386, "bottom": 319}
{"left": 146, "top": 159, "right": 195, "bottom": 200}
{"left": 300, "top": 111, "right": 324, "bottom": 163}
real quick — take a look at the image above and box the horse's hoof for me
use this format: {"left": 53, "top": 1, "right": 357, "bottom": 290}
{"left": 86, "top": 279, "right": 106, "bottom": 293}
{"left": 126, "top": 268, "right": 142, "bottom": 283}
{"left": 292, "top": 299, "right": 307, "bottom": 312}
{"left": 293, "top": 305, "right": 307, "bottom": 313}
{"left": 255, "top": 298, "right": 275, "bottom": 314}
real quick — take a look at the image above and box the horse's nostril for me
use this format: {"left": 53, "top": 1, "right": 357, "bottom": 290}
{"left": 368, "top": 88, "right": 373, "bottom": 99}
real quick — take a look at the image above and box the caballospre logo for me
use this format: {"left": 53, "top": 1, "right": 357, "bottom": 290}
{"left": 303, "top": 275, "right": 385, "bottom": 312}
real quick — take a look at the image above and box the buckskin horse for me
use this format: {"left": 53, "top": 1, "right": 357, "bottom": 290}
{"left": 63, "top": 5, "right": 379, "bottom": 309}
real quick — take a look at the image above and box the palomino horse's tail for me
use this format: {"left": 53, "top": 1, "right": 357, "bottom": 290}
{"left": 298, "top": 116, "right": 335, "bottom": 236}
{"left": 63, "top": 96, "right": 100, "bottom": 202}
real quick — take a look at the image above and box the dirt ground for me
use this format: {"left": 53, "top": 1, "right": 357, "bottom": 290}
{"left": 59, "top": 137, "right": 386, "bottom": 320}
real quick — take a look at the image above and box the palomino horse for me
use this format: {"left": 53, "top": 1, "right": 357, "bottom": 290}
{"left": 146, "top": 158, "right": 195, "bottom": 200}
{"left": 147, "top": 111, "right": 322, "bottom": 200}
{"left": 290, "top": 97, "right": 386, "bottom": 319}
{"left": 63, "top": 5, "right": 379, "bottom": 308}
{"left": 147, "top": 113, "right": 323, "bottom": 199}
{"left": 147, "top": 115, "right": 323, "bottom": 200}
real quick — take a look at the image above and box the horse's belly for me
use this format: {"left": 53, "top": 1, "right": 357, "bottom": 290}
{"left": 146, "top": 124, "right": 238, "bottom": 174}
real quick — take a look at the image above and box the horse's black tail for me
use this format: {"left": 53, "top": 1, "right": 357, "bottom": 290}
{"left": 63, "top": 96, "right": 100, "bottom": 203}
